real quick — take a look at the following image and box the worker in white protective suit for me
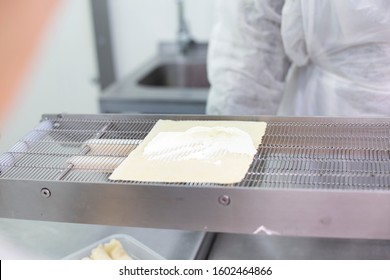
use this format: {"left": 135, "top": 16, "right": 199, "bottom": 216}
{"left": 206, "top": 0, "right": 390, "bottom": 116}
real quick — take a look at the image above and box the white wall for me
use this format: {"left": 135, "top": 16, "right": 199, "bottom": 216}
{"left": 0, "top": 0, "right": 217, "bottom": 152}
{"left": 109, "top": 0, "right": 217, "bottom": 80}
{"left": 0, "top": 0, "right": 99, "bottom": 152}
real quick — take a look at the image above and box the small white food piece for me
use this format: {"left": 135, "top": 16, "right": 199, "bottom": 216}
{"left": 104, "top": 239, "right": 133, "bottom": 260}
{"left": 84, "top": 139, "right": 139, "bottom": 156}
{"left": 67, "top": 156, "right": 124, "bottom": 170}
{"left": 90, "top": 244, "right": 112, "bottom": 260}
{"left": 84, "top": 239, "right": 132, "bottom": 260}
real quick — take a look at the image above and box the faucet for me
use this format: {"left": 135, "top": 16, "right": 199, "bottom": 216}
{"left": 176, "top": 0, "right": 194, "bottom": 54}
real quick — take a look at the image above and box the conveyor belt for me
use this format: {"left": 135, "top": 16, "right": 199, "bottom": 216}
{"left": 1, "top": 114, "right": 390, "bottom": 239}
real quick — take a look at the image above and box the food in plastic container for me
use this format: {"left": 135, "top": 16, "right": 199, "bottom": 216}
{"left": 63, "top": 234, "right": 164, "bottom": 260}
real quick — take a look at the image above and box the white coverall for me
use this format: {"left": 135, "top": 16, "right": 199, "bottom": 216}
{"left": 206, "top": 0, "right": 390, "bottom": 116}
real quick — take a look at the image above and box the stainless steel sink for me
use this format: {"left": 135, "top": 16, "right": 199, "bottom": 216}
{"left": 100, "top": 42, "right": 209, "bottom": 114}
{"left": 138, "top": 63, "right": 209, "bottom": 88}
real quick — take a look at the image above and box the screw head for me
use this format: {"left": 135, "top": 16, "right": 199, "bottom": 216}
{"left": 41, "top": 188, "right": 51, "bottom": 198}
{"left": 218, "top": 195, "right": 231, "bottom": 206}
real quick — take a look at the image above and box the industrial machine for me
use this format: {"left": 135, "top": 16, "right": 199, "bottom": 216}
{"left": 1, "top": 113, "right": 390, "bottom": 259}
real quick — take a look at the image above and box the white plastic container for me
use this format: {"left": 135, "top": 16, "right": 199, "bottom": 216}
{"left": 63, "top": 234, "right": 165, "bottom": 260}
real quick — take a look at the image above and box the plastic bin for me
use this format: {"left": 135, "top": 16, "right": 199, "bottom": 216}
{"left": 63, "top": 234, "right": 165, "bottom": 260}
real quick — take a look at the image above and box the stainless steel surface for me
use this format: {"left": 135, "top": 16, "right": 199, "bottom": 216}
{"left": 138, "top": 63, "right": 209, "bottom": 88}
{"left": 176, "top": 0, "right": 193, "bottom": 54}
{"left": 90, "top": 0, "right": 116, "bottom": 89}
{"left": 1, "top": 114, "right": 390, "bottom": 239}
{"left": 0, "top": 218, "right": 207, "bottom": 260}
{"left": 100, "top": 42, "right": 208, "bottom": 114}
{"left": 208, "top": 234, "right": 390, "bottom": 260}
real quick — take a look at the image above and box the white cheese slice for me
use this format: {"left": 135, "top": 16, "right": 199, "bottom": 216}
{"left": 109, "top": 120, "right": 267, "bottom": 184}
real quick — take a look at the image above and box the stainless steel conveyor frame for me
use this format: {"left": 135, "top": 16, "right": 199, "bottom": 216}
{"left": 1, "top": 114, "right": 390, "bottom": 240}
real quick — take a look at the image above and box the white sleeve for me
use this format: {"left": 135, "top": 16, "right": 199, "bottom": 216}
{"left": 206, "top": 0, "right": 291, "bottom": 115}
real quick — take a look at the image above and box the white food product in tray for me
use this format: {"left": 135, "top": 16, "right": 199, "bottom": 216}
{"left": 63, "top": 234, "right": 165, "bottom": 260}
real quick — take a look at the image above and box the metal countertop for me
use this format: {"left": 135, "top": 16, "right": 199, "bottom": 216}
{"left": 208, "top": 234, "right": 390, "bottom": 260}
{"left": 3, "top": 218, "right": 390, "bottom": 260}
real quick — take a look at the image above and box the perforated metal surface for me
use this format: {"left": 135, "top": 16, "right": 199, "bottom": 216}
{"left": 1, "top": 114, "right": 389, "bottom": 190}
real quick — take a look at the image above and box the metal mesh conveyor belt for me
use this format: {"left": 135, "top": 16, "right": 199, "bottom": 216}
{"left": 1, "top": 114, "right": 390, "bottom": 238}
{"left": 1, "top": 114, "right": 389, "bottom": 189}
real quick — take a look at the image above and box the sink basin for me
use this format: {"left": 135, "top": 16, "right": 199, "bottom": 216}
{"left": 100, "top": 42, "right": 210, "bottom": 114}
{"left": 138, "top": 63, "right": 210, "bottom": 88}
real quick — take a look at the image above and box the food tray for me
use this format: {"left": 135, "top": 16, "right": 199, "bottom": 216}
{"left": 63, "top": 234, "right": 165, "bottom": 260}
